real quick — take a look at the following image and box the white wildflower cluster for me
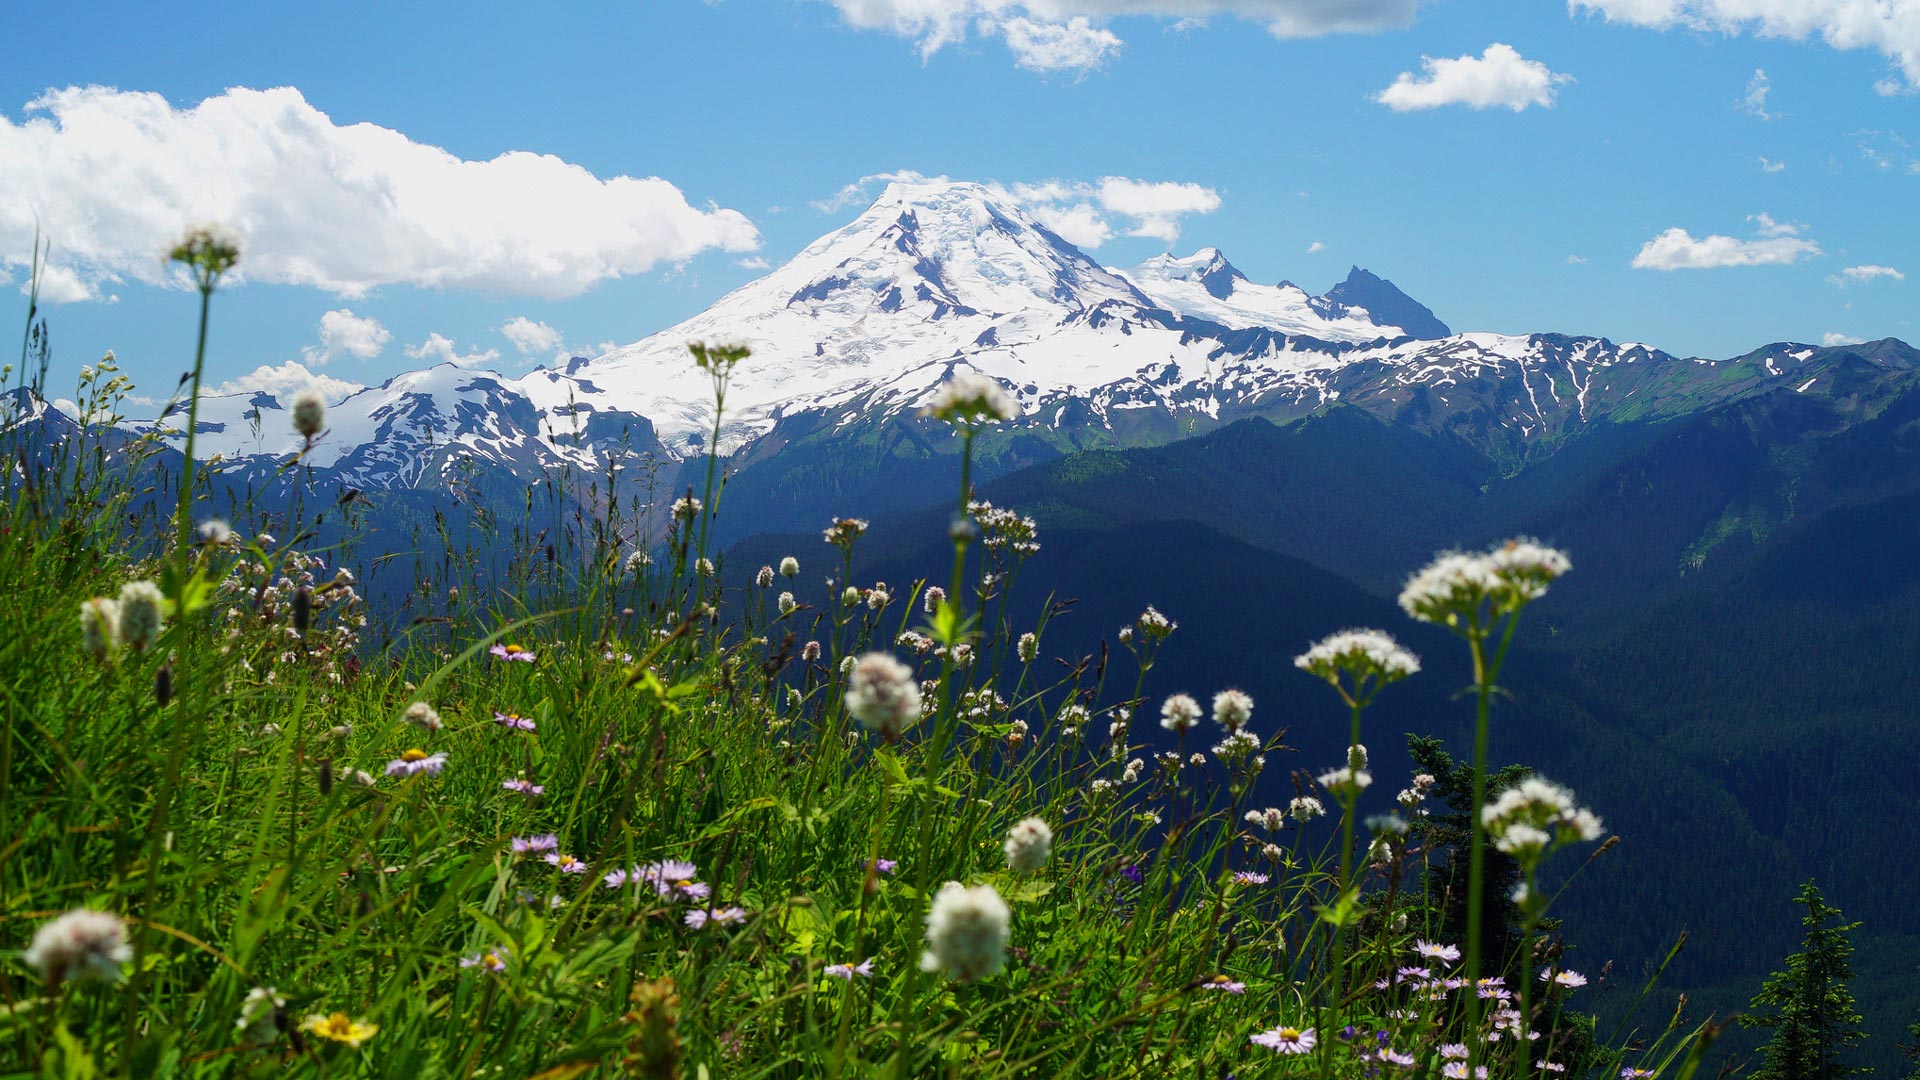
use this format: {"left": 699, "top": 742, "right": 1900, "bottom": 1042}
{"left": 1159, "top": 693, "right": 1202, "bottom": 734}
{"left": 670, "top": 495, "right": 703, "bottom": 524}
{"left": 895, "top": 630, "right": 937, "bottom": 655}
{"left": 215, "top": 550, "right": 368, "bottom": 685}
{"left": 968, "top": 500, "right": 1040, "bottom": 556}
{"left": 920, "top": 370, "right": 1019, "bottom": 426}
{"left": 1122, "top": 757, "right": 1145, "bottom": 783}
{"left": 957, "top": 687, "right": 1005, "bottom": 720}
{"left": 1290, "top": 796, "right": 1327, "bottom": 822}
{"left": 236, "top": 985, "right": 286, "bottom": 1046}
{"left": 1211, "top": 689, "right": 1253, "bottom": 732}
{"left": 919, "top": 881, "right": 1011, "bottom": 980}
{"left": 1006, "top": 719, "right": 1029, "bottom": 747}
{"left": 779, "top": 555, "right": 800, "bottom": 577}
{"left": 1124, "top": 605, "right": 1176, "bottom": 645}
{"left": 198, "top": 519, "right": 236, "bottom": 547}
{"left": 290, "top": 387, "right": 326, "bottom": 438}
{"left": 1294, "top": 628, "right": 1421, "bottom": 688}
{"left": 624, "top": 551, "right": 651, "bottom": 576}
{"left": 1397, "top": 772, "right": 1438, "bottom": 811}
{"left": 1483, "top": 777, "right": 1605, "bottom": 859}
{"left": 404, "top": 701, "right": 443, "bottom": 732}
{"left": 1057, "top": 702, "right": 1089, "bottom": 737}
{"left": 1017, "top": 632, "right": 1038, "bottom": 663}
{"left": 1245, "top": 807, "right": 1288, "bottom": 833}
{"left": 1211, "top": 730, "right": 1263, "bottom": 770}
{"left": 1399, "top": 539, "right": 1572, "bottom": 626}
{"left": 1003, "top": 817, "right": 1053, "bottom": 872}
{"left": 24, "top": 909, "right": 131, "bottom": 985}
{"left": 822, "top": 517, "right": 869, "bottom": 551}
{"left": 778, "top": 592, "right": 798, "bottom": 616}
{"left": 844, "top": 652, "right": 922, "bottom": 739}
{"left": 923, "top": 585, "right": 946, "bottom": 614}
{"left": 756, "top": 565, "right": 775, "bottom": 588}
{"left": 941, "top": 642, "right": 977, "bottom": 670}
{"left": 864, "top": 583, "right": 891, "bottom": 610}
{"left": 1317, "top": 766, "right": 1373, "bottom": 799}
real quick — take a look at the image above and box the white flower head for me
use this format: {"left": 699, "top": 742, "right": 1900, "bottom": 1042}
{"left": 116, "top": 580, "right": 166, "bottom": 652}
{"left": 24, "top": 909, "right": 131, "bottom": 985}
{"left": 1294, "top": 629, "right": 1420, "bottom": 688}
{"left": 844, "top": 652, "right": 922, "bottom": 739}
{"left": 236, "top": 985, "right": 286, "bottom": 1045}
{"left": 779, "top": 555, "right": 800, "bottom": 577}
{"left": 1211, "top": 689, "right": 1254, "bottom": 732}
{"left": 1003, "top": 816, "right": 1053, "bottom": 872}
{"left": 80, "top": 597, "right": 121, "bottom": 660}
{"left": 403, "top": 701, "right": 442, "bottom": 732}
{"left": 1017, "top": 632, "right": 1038, "bottom": 663}
{"left": 921, "top": 370, "right": 1019, "bottom": 426}
{"left": 290, "top": 387, "right": 327, "bottom": 438}
{"left": 919, "top": 881, "right": 1010, "bottom": 981}
{"left": 1159, "top": 693, "right": 1202, "bottom": 734}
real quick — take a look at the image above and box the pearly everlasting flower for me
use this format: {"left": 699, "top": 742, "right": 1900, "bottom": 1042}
{"left": 919, "top": 881, "right": 1010, "bottom": 981}
{"left": 844, "top": 652, "right": 922, "bottom": 739}
{"left": 24, "top": 909, "right": 131, "bottom": 985}
{"left": 779, "top": 555, "right": 799, "bottom": 577}
{"left": 290, "top": 388, "right": 327, "bottom": 438}
{"left": 1003, "top": 817, "right": 1053, "bottom": 872}
{"left": 404, "top": 701, "right": 442, "bottom": 731}
{"left": 864, "top": 585, "right": 890, "bottom": 610}
{"left": 1245, "top": 807, "right": 1287, "bottom": 833}
{"left": 920, "top": 370, "right": 1019, "bottom": 425}
{"left": 1251, "top": 1026, "right": 1317, "bottom": 1054}
{"left": 79, "top": 597, "right": 120, "bottom": 659}
{"left": 1211, "top": 689, "right": 1253, "bottom": 732}
{"left": 1017, "top": 632, "right": 1037, "bottom": 663}
{"left": 1294, "top": 628, "right": 1420, "bottom": 688}
{"left": 1289, "top": 796, "right": 1327, "bottom": 822}
{"left": 489, "top": 642, "right": 536, "bottom": 662}
{"left": 1159, "top": 694, "right": 1202, "bottom": 734}
{"left": 116, "top": 580, "right": 165, "bottom": 651}
{"left": 386, "top": 749, "right": 446, "bottom": 777}
{"left": 236, "top": 986, "right": 285, "bottom": 1045}
{"left": 825, "top": 959, "right": 874, "bottom": 980}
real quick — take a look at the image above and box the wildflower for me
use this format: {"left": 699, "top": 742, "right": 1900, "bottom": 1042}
{"left": 841, "top": 585, "right": 862, "bottom": 608}
{"left": 778, "top": 591, "right": 797, "bottom": 616}
{"left": 1482, "top": 777, "right": 1605, "bottom": 857}
{"left": 545, "top": 852, "right": 589, "bottom": 875}
{"left": 460, "top": 951, "right": 508, "bottom": 973}
{"left": 1211, "top": 730, "right": 1262, "bottom": 766}
{"left": 671, "top": 495, "right": 702, "bottom": 522}
{"left": 1620, "top": 1069, "right": 1655, "bottom": 1079}
{"left": 1159, "top": 694, "right": 1202, "bottom": 734}
{"left": 1542, "top": 969, "right": 1588, "bottom": 989}
{"left": 802, "top": 640, "right": 821, "bottom": 661}
{"left": 625, "top": 551, "right": 651, "bottom": 575}
{"left": 502, "top": 777, "right": 543, "bottom": 797}
{"left": 1200, "top": 974, "right": 1246, "bottom": 993}
{"left": 920, "top": 370, "right": 1019, "bottom": 425}
{"left": 116, "top": 580, "right": 165, "bottom": 652}
{"left": 1003, "top": 817, "right": 1053, "bottom": 872}
{"left": 779, "top": 556, "right": 799, "bottom": 577}
{"left": 349, "top": 769, "right": 377, "bottom": 788}
{"left": 404, "top": 702, "right": 442, "bottom": 731}
{"left": 823, "top": 517, "right": 869, "bottom": 550}
{"left": 493, "top": 711, "right": 536, "bottom": 732}
{"left": 684, "top": 906, "right": 749, "bottom": 929}
{"left": 1017, "top": 632, "right": 1037, "bottom": 663}
{"left": 919, "top": 881, "right": 1010, "bottom": 981}
{"left": 236, "top": 986, "right": 285, "bottom": 1046}
{"left": 1400, "top": 540, "right": 1570, "bottom": 626}
{"left": 1245, "top": 807, "right": 1286, "bottom": 832}
{"left": 79, "top": 597, "right": 120, "bottom": 659}
{"left": 290, "top": 388, "right": 327, "bottom": 439}
{"left": 1212, "top": 689, "right": 1253, "bottom": 732}
{"left": 300, "top": 1011, "right": 378, "bottom": 1049}
{"left": 1289, "top": 796, "right": 1326, "bottom": 822}
{"left": 864, "top": 584, "right": 890, "bottom": 610}
{"left": 1317, "top": 766, "right": 1371, "bottom": 798}
{"left": 169, "top": 224, "right": 242, "bottom": 278}
{"left": 511, "top": 833, "right": 559, "bottom": 855}
{"left": 1416, "top": 940, "right": 1462, "bottom": 963}
{"left": 1294, "top": 628, "right": 1420, "bottom": 692}
{"left": 844, "top": 652, "right": 922, "bottom": 739}
{"left": 24, "top": 909, "right": 131, "bottom": 985}
{"left": 867, "top": 857, "right": 899, "bottom": 875}
{"left": 1441, "top": 1044, "right": 1470, "bottom": 1059}
{"left": 825, "top": 959, "right": 874, "bottom": 980}
{"left": 1379, "top": 1048, "right": 1417, "bottom": 1067}
{"left": 756, "top": 565, "right": 774, "bottom": 588}
{"left": 199, "top": 519, "right": 234, "bottom": 546}
{"left": 645, "top": 859, "right": 711, "bottom": 900}
{"left": 1444, "top": 1064, "right": 1491, "bottom": 1079}
{"left": 1250, "top": 1026, "right": 1317, "bottom": 1054}
{"left": 385, "top": 749, "right": 446, "bottom": 778}
{"left": 489, "top": 642, "right": 536, "bottom": 662}
{"left": 695, "top": 558, "right": 716, "bottom": 577}
{"left": 1134, "top": 605, "right": 1176, "bottom": 641}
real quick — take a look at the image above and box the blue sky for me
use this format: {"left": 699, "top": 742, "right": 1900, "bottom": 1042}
{"left": 2, "top": 0, "right": 1916, "bottom": 404}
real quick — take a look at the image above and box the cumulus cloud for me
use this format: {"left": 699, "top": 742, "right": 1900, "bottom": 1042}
{"left": 815, "top": 170, "right": 1223, "bottom": 248}
{"left": 0, "top": 85, "right": 761, "bottom": 301}
{"left": 1828, "top": 264, "right": 1905, "bottom": 286}
{"left": 736, "top": 256, "right": 772, "bottom": 270}
{"left": 499, "top": 316, "right": 566, "bottom": 357}
{"left": 207, "top": 360, "right": 363, "bottom": 400}
{"left": 1822, "top": 331, "right": 1866, "bottom": 346}
{"left": 404, "top": 333, "right": 501, "bottom": 369}
{"left": 1307, "top": 240, "right": 1327, "bottom": 253}
{"left": 1375, "top": 43, "right": 1573, "bottom": 111}
{"left": 823, "top": 0, "right": 1420, "bottom": 71}
{"left": 811, "top": 169, "right": 930, "bottom": 213}
{"left": 1570, "top": 0, "right": 1920, "bottom": 93}
{"left": 1631, "top": 214, "right": 1822, "bottom": 270}
{"left": 1758, "top": 156, "right": 1785, "bottom": 173}
{"left": 1740, "top": 68, "right": 1777, "bottom": 118}
{"left": 301, "top": 308, "right": 390, "bottom": 366}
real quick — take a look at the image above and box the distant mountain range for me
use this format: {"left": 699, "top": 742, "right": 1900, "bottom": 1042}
{"left": 117, "top": 177, "right": 1917, "bottom": 541}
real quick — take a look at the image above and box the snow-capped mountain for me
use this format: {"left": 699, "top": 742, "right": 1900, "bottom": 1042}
{"left": 125, "top": 177, "right": 1916, "bottom": 521}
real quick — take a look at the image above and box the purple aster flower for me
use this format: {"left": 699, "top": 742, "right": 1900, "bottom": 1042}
{"left": 1250, "top": 1026, "right": 1316, "bottom": 1054}
{"left": 459, "top": 950, "right": 507, "bottom": 973}
{"left": 489, "top": 643, "right": 536, "bottom": 662}
{"left": 502, "top": 778, "right": 543, "bottom": 796}
{"left": 545, "top": 852, "right": 588, "bottom": 875}
{"left": 645, "top": 860, "right": 710, "bottom": 900}
{"left": 1416, "top": 939, "right": 1462, "bottom": 963}
{"left": 865, "top": 858, "right": 898, "bottom": 875}
{"left": 1231, "top": 871, "right": 1270, "bottom": 885}
{"left": 511, "top": 834, "right": 558, "bottom": 855}
{"left": 1199, "top": 974, "right": 1245, "bottom": 993}
{"left": 1119, "top": 864, "right": 1145, "bottom": 884}
{"left": 385, "top": 749, "right": 447, "bottom": 777}
{"left": 825, "top": 959, "right": 874, "bottom": 980}
{"left": 493, "top": 711, "right": 536, "bottom": 731}
{"left": 684, "top": 906, "right": 747, "bottom": 929}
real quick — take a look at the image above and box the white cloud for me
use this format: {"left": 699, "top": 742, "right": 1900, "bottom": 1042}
{"left": 207, "top": 360, "right": 363, "bottom": 400}
{"left": 1375, "top": 43, "right": 1573, "bottom": 112}
{"left": 1565, "top": 254, "right": 1588, "bottom": 265}
{"left": 0, "top": 85, "right": 760, "bottom": 301}
{"left": 29, "top": 262, "right": 103, "bottom": 303}
{"left": 499, "top": 316, "right": 565, "bottom": 357}
{"left": 1027, "top": 201, "right": 1114, "bottom": 248}
{"left": 300, "top": 308, "right": 389, "bottom": 366}
{"left": 1091, "top": 177, "right": 1222, "bottom": 242}
{"left": 736, "top": 256, "right": 772, "bottom": 270}
{"left": 1570, "top": 0, "right": 1920, "bottom": 93}
{"left": 1822, "top": 331, "right": 1866, "bottom": 346}
{"left": 1740, "top": 68, "right": 1777, "bottom": 118}
{"left": 1306, "top": 240, "right": 1327, "bottom": 253}
{"left": 1828, "top": 264, "right": 1905, "bottom": 286}
{"left": 404, "top": 332, "right": 501, "bottom": 369}
{"left": 823, "top": 0, "right": 1420, "bottom": 70}
{"left": 1002, "top": 15, "right": 1123, "bottom": 71}
{"left": 811, "top": 169, "right": 929, "bottom": 213}
{"left": 1758, "top": 156, "right": 1785, "bottom": 172}
{"left": 1631, "top": 215, "right": 1822, "bottom": 270}
{"left": 816, "top": 170, "right": 1222, "bottom": 248}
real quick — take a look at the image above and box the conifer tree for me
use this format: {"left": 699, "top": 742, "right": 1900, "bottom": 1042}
{"left": 1740, "top": 880, "right": 1869, "bottom": 1080}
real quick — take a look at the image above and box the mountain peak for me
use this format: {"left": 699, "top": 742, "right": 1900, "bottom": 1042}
{"left": 1322, "top": 266, "right": 1450, "bottom": 339}
{"left": 1133, "top": 248, "right": 1245, "bottom": 300}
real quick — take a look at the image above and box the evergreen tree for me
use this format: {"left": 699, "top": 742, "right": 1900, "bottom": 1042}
{"left": 1904, "top": 992, "right": 1920, "bottom": 1080}
{"left": 1406, "top": 734, "right": 1532, "bottom": 968}
{"left": 1739, "top": 880, "right": 1869, "bottom": 1080}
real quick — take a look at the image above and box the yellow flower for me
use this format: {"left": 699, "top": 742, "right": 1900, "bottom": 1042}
{"left": 302, "top": 1011, "right": 379, "bottom": 1048}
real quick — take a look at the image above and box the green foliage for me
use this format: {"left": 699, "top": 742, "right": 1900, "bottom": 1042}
{"left": 1740, "top": 881, "right": 1870, "bottom": 1080}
